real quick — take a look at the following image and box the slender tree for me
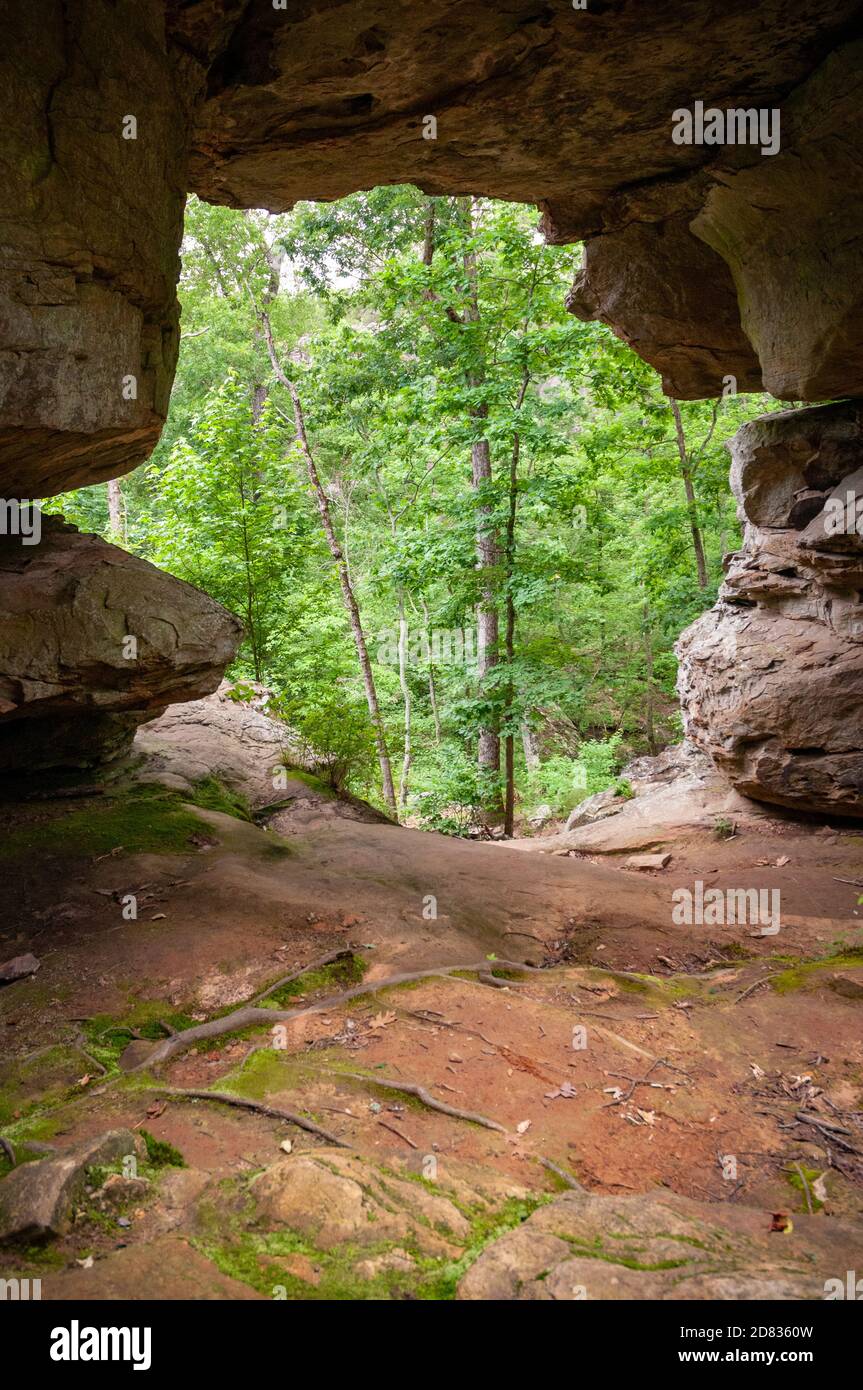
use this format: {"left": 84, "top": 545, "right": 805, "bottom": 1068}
{"left": 260, "top": 311, "right": 399, "bottom": 817}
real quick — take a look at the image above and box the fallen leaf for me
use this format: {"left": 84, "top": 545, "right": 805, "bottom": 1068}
{"left": 770, "top": 1211, "right": 793, "bottom": 1234}
{"left": 812, "top": 1173, "right": 828, "bottom": 1203}
{"left": 368, "top": 1011, "right": 397, "bottom": 1031}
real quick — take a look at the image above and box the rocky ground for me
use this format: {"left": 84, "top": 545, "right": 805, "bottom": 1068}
{"left": 0, "top": 697, "right": 861, "bottom": 1300}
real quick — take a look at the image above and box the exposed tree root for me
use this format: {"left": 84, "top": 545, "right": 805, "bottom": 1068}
{"left": 133, "top": 959, "right": 548, "bottom": 1071}
{"left": 250, "top": 948, "right": 353, "bottom": 1006}
{"left": 540, "top": 1157, "right": 586, "bottom": 1192}
{"left": 142, "top": 1087, "right": 349, "bottom": 1147}
{"left": 332, "top": 1070, "right": 507, "bottom": 1132}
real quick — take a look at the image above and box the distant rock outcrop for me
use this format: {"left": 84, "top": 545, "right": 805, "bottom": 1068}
{"left": 677, "top": 402, "right": 863, "bottom": 817}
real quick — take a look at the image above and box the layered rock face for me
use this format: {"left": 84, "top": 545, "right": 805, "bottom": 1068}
{"left": 2, "top": 1, "right": 862, "bottom": 504}
{"left": 2, "top": 4, "right": 863, "bottom": 787}
{"left": 0, "top": 517, "right": 241, "bottom": 773}
{"left": 0, "top": 0, "right": 195, "bottom": 499}
{"left": 677, "top": 403, "right": 863, "bottom": 816}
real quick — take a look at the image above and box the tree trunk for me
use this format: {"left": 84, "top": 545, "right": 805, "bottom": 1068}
{"left": 397, "top": 592, "right": 412, "bottom": 810}
{"left": 503, "top": 384, "right": 529, "bottom": 837}
{"left": 460, "top": 197, "right": 502, "bottom": 818}
{"left": 642, "top": 597, "right": 658, "bottom": 755}
{"left": 521, "top": 725, "right": 540, "bottom": 771}
{"left": 420, "top": 597, "right": 442, "bottom": 745}
{"left": 107, "top": 478, "right": 123, "bottom": 540}
{"left": 260, "top": 312, "right": 398, "bottom": 818}
{"left": 670, "top": 398, "right": 709, "bottom": 589}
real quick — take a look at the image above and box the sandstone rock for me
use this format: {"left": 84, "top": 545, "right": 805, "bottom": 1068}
{"left": 95, "top": 1173, "right": 151, "bottom": 1210}
{"left": 0, "top": 516, "right": 242, "bottom": 772}
{"left": 677, "top": 402, "right": 863, "bottom": 817}
{"left": 40, "top": 1234, "right": 265, "bottom": 1301}
{"left": 828, "top": 974, "right": 863, "bottom": 1001}
{"left": 458, "top": 1188, "right": 861, "bottom": 1300}
{"left": 0, "top": 0, "right": 195, "bottom": 497}
{"left": 692, "top": 40, "right": 863, "bottom": 401}
{"left": 0, "top": 1130, "right": 143, "bottom": 1244}
{"left": 134, "top": 684, "right": 301, "bottom": 808}
{"left": 568, "top": 216, "right": 762, "bottom": 400}
{"left": 179, "top": 6, "right": 863, "bottom": 410}
{"left": 0, "top": 953, "right": 40, "bottom": 983}
{"left": 728, "top": 402, "right": 863, "bottom": 529}
{"left": 565, "top": 787, "right": 627, "bottom": 831}
{"left": 2, "top": 1, "right": 862, "bottom": 511}
{"left": 540, "top": 745, "right": 768, "bottom": 856}
{"left": 118, "top": 1040, "right": 158, "bottom": 1072}
{"left": 250, "top": 1149, "right": 469, "bottom": 1254}
{"left": 355, "top": 1249, "right": 416, "bottom": 1279}
{"left": 625, "top": 853, "right": 671, "bottom": 871}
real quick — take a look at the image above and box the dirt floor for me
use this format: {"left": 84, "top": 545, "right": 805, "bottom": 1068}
{"left": 1, "top": 782, "right": 862, "bottom": 1299}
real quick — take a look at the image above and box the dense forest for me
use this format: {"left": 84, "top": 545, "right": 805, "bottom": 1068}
{"left": 48, "top": 189, "right": 778, "bottom": 830}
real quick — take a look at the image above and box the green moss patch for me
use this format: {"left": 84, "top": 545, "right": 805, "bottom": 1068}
{"left": 140, "top": 1130, "right": 186, "bottom": 1168}
{"left": 769, "top": 947, "right": 863, "bottom": 995}
{"left": 261, "top": 953, "right": 367, "bottom": 1008}
{"left": 187, "top": 776, "right": 252, "bottom": 822}
{"left": 0, "top": 789, "right": 210, "bottom": 861}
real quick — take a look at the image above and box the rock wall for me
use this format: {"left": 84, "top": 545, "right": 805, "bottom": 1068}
{"left": 0, "top": 0, "right": 198, "bottom": 499}
{"left": 2, "top": 3, "right": 863, "bottom": 789}
{"left": 2, "top": 1, "right": 863, "bottom": 505}
{"left": 677, "top": 402, "right": 863, "bottom": 816}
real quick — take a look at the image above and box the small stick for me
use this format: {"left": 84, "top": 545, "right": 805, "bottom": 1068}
{"left": 735, "top": 975, "right": 773, "bottom": 1004}
{"left": 378, "top": 1119, "right": 419, "bottom": 1149}
{"left": 792, "top": 1161, "right": 813, "bottom": 1215}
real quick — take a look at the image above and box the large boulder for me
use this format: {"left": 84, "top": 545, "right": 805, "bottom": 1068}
{"left": 133, "top": 684, "right": 301, "bottom": 807}
{"left": 677, "top": 402, "right": 863, "bottom": 816}
{"left": 0, "top": 516, "right": 241, "bottom": 773}
{"left": 0, "top": 1130, "right": 142, "bottom": 1244}
{"left": 458, "top": 1188, "right": 863, "bottom": 1300}
{"left": 250, "top": 1150, "right": 470, "bottom": 1255}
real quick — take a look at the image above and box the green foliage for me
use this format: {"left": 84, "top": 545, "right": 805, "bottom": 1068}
{"left": 409, "top": 746, "right": 484, "bottom": 835}
{"left": 42, "top": 186, "right": 781, "bottom": 825}
{"left": 275, "top": 692, "right": 379, "bottom": 794}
